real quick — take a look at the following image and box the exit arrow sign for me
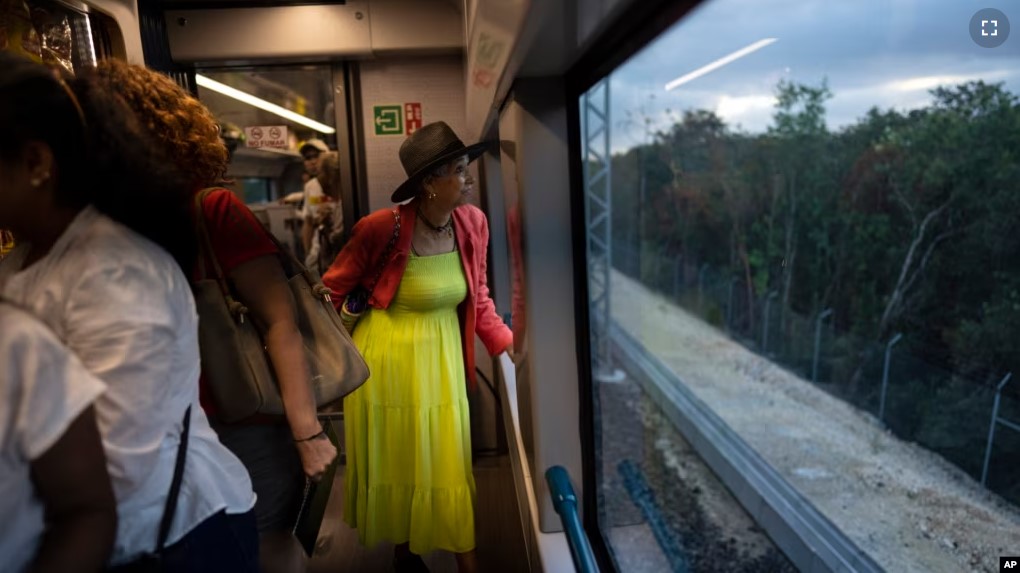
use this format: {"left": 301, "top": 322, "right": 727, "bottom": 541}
{"left": 373, "top": 105, "right": 403, "bottom": 136}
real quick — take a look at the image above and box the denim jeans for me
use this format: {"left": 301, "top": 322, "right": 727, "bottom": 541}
{"left": 211, "top": 421, "right": 304, "bottom": 532}
{"left": 161, "top": 510, "right": 259, "bottom": 572}
{"left": 108, "top": 510, "right": 259, "bottom": 573}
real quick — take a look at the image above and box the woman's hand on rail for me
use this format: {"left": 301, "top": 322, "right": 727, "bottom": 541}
{"left": 503, "top": 343, "right": 527, "bottom": 367}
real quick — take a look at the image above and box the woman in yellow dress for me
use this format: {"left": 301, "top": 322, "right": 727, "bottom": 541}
{"left": 323, "top": 122, "right": 513, "bottom": 573}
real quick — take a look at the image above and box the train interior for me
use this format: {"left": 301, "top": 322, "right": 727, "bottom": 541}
{"left": 3, "top": 0, "right": 1019, "bottom": 571}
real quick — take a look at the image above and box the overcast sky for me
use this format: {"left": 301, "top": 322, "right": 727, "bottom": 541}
{"left": 601, "top": 0, "right": 1020, "bottom": 152}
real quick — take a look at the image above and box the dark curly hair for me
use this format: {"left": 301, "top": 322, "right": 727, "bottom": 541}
{"left": 0, "top": 53, "right": 196, "bottom": 271}
{"left": 92, "top": 59, "right": 229, "bottom": 188}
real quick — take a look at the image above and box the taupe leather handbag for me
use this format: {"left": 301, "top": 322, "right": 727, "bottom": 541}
{"left": 191, "top": 188, "right": 369, "bottom": 424}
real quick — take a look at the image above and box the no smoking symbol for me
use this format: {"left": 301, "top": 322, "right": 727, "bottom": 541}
{"left": 269, "top": 127, "right": 282, "bottom": 139}
{"left": 251, "top": 127, "right": 263, "bottom": 139}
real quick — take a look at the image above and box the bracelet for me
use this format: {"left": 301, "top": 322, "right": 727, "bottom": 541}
{"left": 294, "top": 429, "right": 325, "bottom": 443}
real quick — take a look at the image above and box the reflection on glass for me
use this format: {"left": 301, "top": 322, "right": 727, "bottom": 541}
{"left": 1, "top": 0, "right": 93, "bottom": 72}
{"left": 499, "top": 134, "right": 536, "bottom": 465}
{"left": 196, "top": 66, "right": 336, "bottom": 211}
{"left": 197, "top": 66, "right": 337, "bottom": 158}
{"left": 196, "top": 74, "right": 336, "bottom": 135}
{"left": 0, "top": 230, "right": 14, "bottom": 261}
{"left": 583, "top": 0, "right": 1020, "bottom": 571}
{"left": 499, "top": 140, "right": 527, "bottom": 361}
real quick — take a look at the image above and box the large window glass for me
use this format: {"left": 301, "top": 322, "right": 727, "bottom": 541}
{"left": 581, "top": 1, "right": 1020, "bottom": 571}
{"left": 196, "top": 66, "right": 338, "bottom": 205}
{"left": 196, "top": 66, "right": 340, "bottom": 259}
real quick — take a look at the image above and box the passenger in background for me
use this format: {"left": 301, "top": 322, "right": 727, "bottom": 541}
{"left": 0, "top": 55, "right": 259, "bottom": 571}
{"left": 322, "top": 121, "right": 513, "bottom": 573}
{"left": 0, "top": 304, "right": 116, "bottom": 573}
{"left": 306, "top": 150, "right": 345, "bottom": 275}
{"left": 220, "top": 122, "right": 246, "bottom": 162}
{"left": 92, "top": 61, "right": 336, "bottom": 545}
{"left": 299, "top": 138, "right": 329, "bottom": 258}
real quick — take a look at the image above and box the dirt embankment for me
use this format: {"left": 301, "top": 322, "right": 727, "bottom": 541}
{"left": 609, "top": 270, "right": 1020, "bottom": 573}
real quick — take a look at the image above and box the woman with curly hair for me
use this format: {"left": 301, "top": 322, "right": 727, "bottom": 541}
{"left": 92, "top": 61, "right": 337, "bottom": 541}
{"left": 0, "top": 55, "right": 258, "bottom": 571}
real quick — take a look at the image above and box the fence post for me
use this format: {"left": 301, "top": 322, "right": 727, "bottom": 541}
{"left": 726, "top": 277, "right": 738, "bottom": 332}
{"left": 811, "top": 308, "right": 833, "bottom": 383}
{"left": 878, "top": 333, "right": 903, "bottom": 422}
{"left": 761, "top": 291, "right": 778, "bottom": 353}
{"left": 697, "top": 264, "right": 709, "bottom": 310}
{"left": 673, "top": 258, "right": 682, "bottom": 300}
{"left": 981, "top": 372, "right": 1013, "bottom": 486}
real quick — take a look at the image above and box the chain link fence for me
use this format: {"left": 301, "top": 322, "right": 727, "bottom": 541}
{"left": 611, "top": 240, "right": 1020, "bottom": 506}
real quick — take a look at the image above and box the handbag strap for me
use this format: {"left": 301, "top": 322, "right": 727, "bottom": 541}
{"left": 156, "top": 406, "right": 191, "bottom": 553}
{"left": 192, "top": 188, "right": 234, "bottom": 300}
{"left": 193, "top": 188, "right": 332, "bottom": 302}
{"left": 259, "top": 216, "right": 334, "bottom": 300}
{"left": 367, "top": 207, "right": 401, "bottom": 295}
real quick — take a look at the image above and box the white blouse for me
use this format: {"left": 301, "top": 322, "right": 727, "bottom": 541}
{"left": 0, "top": 208, "right": 255, "bottom": 565}
{"left": 0, "top": 305, "right": 106, "bottom": 573}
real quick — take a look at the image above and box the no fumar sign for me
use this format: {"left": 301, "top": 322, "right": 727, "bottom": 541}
{"left": 245, "top": 125, "right": 289, "bottom": 149}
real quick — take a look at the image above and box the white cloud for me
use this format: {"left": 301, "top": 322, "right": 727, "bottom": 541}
{"left": 714, "top": 94, "right": 777, "bottom": 132}
{"left": 885, "top": 70, "right": 1011, "bottom": 93}
{"left": 826, "top": 67, "right": 1020, "bottom": 129}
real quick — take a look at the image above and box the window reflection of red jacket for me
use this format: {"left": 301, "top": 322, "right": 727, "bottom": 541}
{"left": 506, "top": 204, "right": 527, "bottom": 354}
{"left": 322, "top": 201, "right": 512, "bottom": 389}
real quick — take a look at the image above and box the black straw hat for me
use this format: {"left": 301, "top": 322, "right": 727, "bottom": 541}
{"left": 391, "top": 121, "right": 490, "bottom": 203}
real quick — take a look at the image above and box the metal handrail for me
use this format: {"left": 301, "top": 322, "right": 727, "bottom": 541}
{"left": 545, "top": 466, "right": 600, "bottom": 573}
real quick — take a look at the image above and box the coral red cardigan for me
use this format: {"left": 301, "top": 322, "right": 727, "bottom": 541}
{"left": 322, "top": 202, "right": 512, "bottom": 388}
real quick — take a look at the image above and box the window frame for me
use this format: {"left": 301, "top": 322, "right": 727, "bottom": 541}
{"left": 563, "top": 1, "right": 710, "bottom": 570}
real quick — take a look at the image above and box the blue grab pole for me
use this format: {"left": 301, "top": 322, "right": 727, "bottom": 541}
{"left": 546, "top": 466, "right": 599, "bottom": 573}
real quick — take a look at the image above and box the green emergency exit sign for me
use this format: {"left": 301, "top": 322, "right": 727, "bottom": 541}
{"left": 373, "top": 105, "right": 403, "bottom": 136}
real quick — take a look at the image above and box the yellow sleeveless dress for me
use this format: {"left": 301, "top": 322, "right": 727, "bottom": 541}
{"left": 343, "top": 249, "right": 476, "bottom": 554}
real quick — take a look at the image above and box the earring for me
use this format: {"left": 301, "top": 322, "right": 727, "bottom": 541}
{"left": 30, "top": 172, "right": 50, "bottom": 187}
{"left": 426, "top": 191, "right": 437, "bottom": 200}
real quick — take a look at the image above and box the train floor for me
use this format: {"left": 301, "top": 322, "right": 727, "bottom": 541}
{"left": 307, "top": 453, "right": 530, "bottom": 573}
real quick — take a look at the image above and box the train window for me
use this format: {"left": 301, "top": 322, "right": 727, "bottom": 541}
{"left": 196, "top": 66, "right": 338, "bottom": 206}
{"left": 580, "top": 1, "right": 1020, "bottom": 571}
{"left": 240, "top": 177, "right": 273, "bottom": 205}
{"left": 196, "top": 66, "right": 337, "bottom": 148}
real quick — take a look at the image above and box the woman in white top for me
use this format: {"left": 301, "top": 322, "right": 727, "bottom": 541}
{"left": 0, "top": 304, "right": 116, "bottom": 573}
{"left": 0, "top": 56, "right": 259, "bottom": 570}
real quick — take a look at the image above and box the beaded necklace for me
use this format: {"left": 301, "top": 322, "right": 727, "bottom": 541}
{"left": 417, "top": 207, "right": 453, "bottom": 238}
